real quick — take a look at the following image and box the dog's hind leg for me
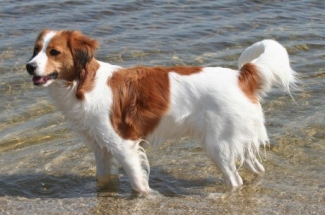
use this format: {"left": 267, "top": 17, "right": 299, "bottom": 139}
{"left": 243, "top": 148, "right": 265, "bottom": 174}
{"left": 202, "top": 133, "right": 243, "bottom": 189}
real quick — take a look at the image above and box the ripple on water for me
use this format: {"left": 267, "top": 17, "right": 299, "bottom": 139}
{"left": 0, "top": 174, "right": 95, "bottom": 198}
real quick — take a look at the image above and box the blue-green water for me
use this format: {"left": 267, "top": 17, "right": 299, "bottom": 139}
{"left": 0, "top": 1, "right": 324, "bottom": 214}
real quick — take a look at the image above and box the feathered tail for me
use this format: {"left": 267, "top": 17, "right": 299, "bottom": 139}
{"left": 238, "top": 39, "right": 297, "bottom": 98}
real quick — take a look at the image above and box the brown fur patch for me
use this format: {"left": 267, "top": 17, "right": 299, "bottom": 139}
{"left": 45, "top": 32, "right": 75, "bottom": 82}
{"left": 238, "top": 63, "right": 260, "bottom": 103}
{"left": 167, "top": 66, "right": 203, "bottom": 75}
{"left": 108, "top": 66, "right": 202, "bottom": 140}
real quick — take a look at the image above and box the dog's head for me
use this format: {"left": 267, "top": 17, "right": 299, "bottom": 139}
{"left": 26, "top": 30, "right": 98, "bottom": 86}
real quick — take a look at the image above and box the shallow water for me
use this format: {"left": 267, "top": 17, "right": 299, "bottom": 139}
{"left": 1, "top": 0, "right": 325, "bottom": 214}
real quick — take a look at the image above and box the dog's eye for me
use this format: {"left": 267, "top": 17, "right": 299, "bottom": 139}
{"left": 50, "top": 49, "right": 61, "bottom": 56}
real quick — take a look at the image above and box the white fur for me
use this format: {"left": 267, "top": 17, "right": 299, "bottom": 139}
{"left": 34, "top": 35, "right": 296, "bottom": 194}
{"left": 28, "top": 31, "right": 56, "bottom": 78}
{"left": 147, "top": 67, "right": 269, "bottom": 187}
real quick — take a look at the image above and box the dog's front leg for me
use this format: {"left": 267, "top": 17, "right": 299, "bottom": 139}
{"left": 85, "top": 137, "right": 120, "bottom": 188}
{"left": 93, "top": 144, "right": 120, "bottom": 187}
{"left": 203, "top": 133, "right": 244, "bottom": 189}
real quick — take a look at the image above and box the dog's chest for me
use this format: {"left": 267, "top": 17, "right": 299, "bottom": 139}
{"left": 48, "top": 81, "right": 112, "bottom": 134}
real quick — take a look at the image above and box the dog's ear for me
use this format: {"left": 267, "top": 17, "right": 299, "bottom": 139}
{"left": 67, "top": 31, "right": 99, "bottom": 100}
{"left": 68, "top": 31, "right": 98, "bottom": 71}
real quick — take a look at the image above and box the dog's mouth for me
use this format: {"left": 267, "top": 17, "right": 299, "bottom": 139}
{"left": 32, "top": 72, "right": 58, "bottom": 86}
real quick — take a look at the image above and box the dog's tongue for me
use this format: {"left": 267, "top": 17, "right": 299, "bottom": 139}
{"left": 32, "top": 76, "right": 48, "bottom": 85}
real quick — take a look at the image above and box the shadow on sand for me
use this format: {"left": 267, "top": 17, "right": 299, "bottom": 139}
{"left": 0, "top": 167, "right": 221, "bottom": 199}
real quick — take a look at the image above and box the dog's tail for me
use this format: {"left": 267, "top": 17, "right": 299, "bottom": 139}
{"left": 237, "top": 39, "right": 297, "bottom": 100}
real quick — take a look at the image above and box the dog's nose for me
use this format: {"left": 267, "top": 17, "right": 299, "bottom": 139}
{"left": 26, "top": 63, "right": 37, "bottom": 75}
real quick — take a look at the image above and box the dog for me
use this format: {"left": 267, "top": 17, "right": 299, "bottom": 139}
{"left": 26, "top": 30, "right": 296, "bottom": 195}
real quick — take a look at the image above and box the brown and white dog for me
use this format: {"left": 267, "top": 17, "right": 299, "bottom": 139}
{"left": 26, "top": 30, "right": 296, "bottom": 195}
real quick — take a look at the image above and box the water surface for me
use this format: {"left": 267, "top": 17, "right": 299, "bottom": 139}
{"left": 0, "top": 0, "right": 325, "bottom": 214}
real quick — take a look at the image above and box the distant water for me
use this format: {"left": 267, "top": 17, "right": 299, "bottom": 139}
{"left": 0, "top": 0, "right": 324, "bottom": 214}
